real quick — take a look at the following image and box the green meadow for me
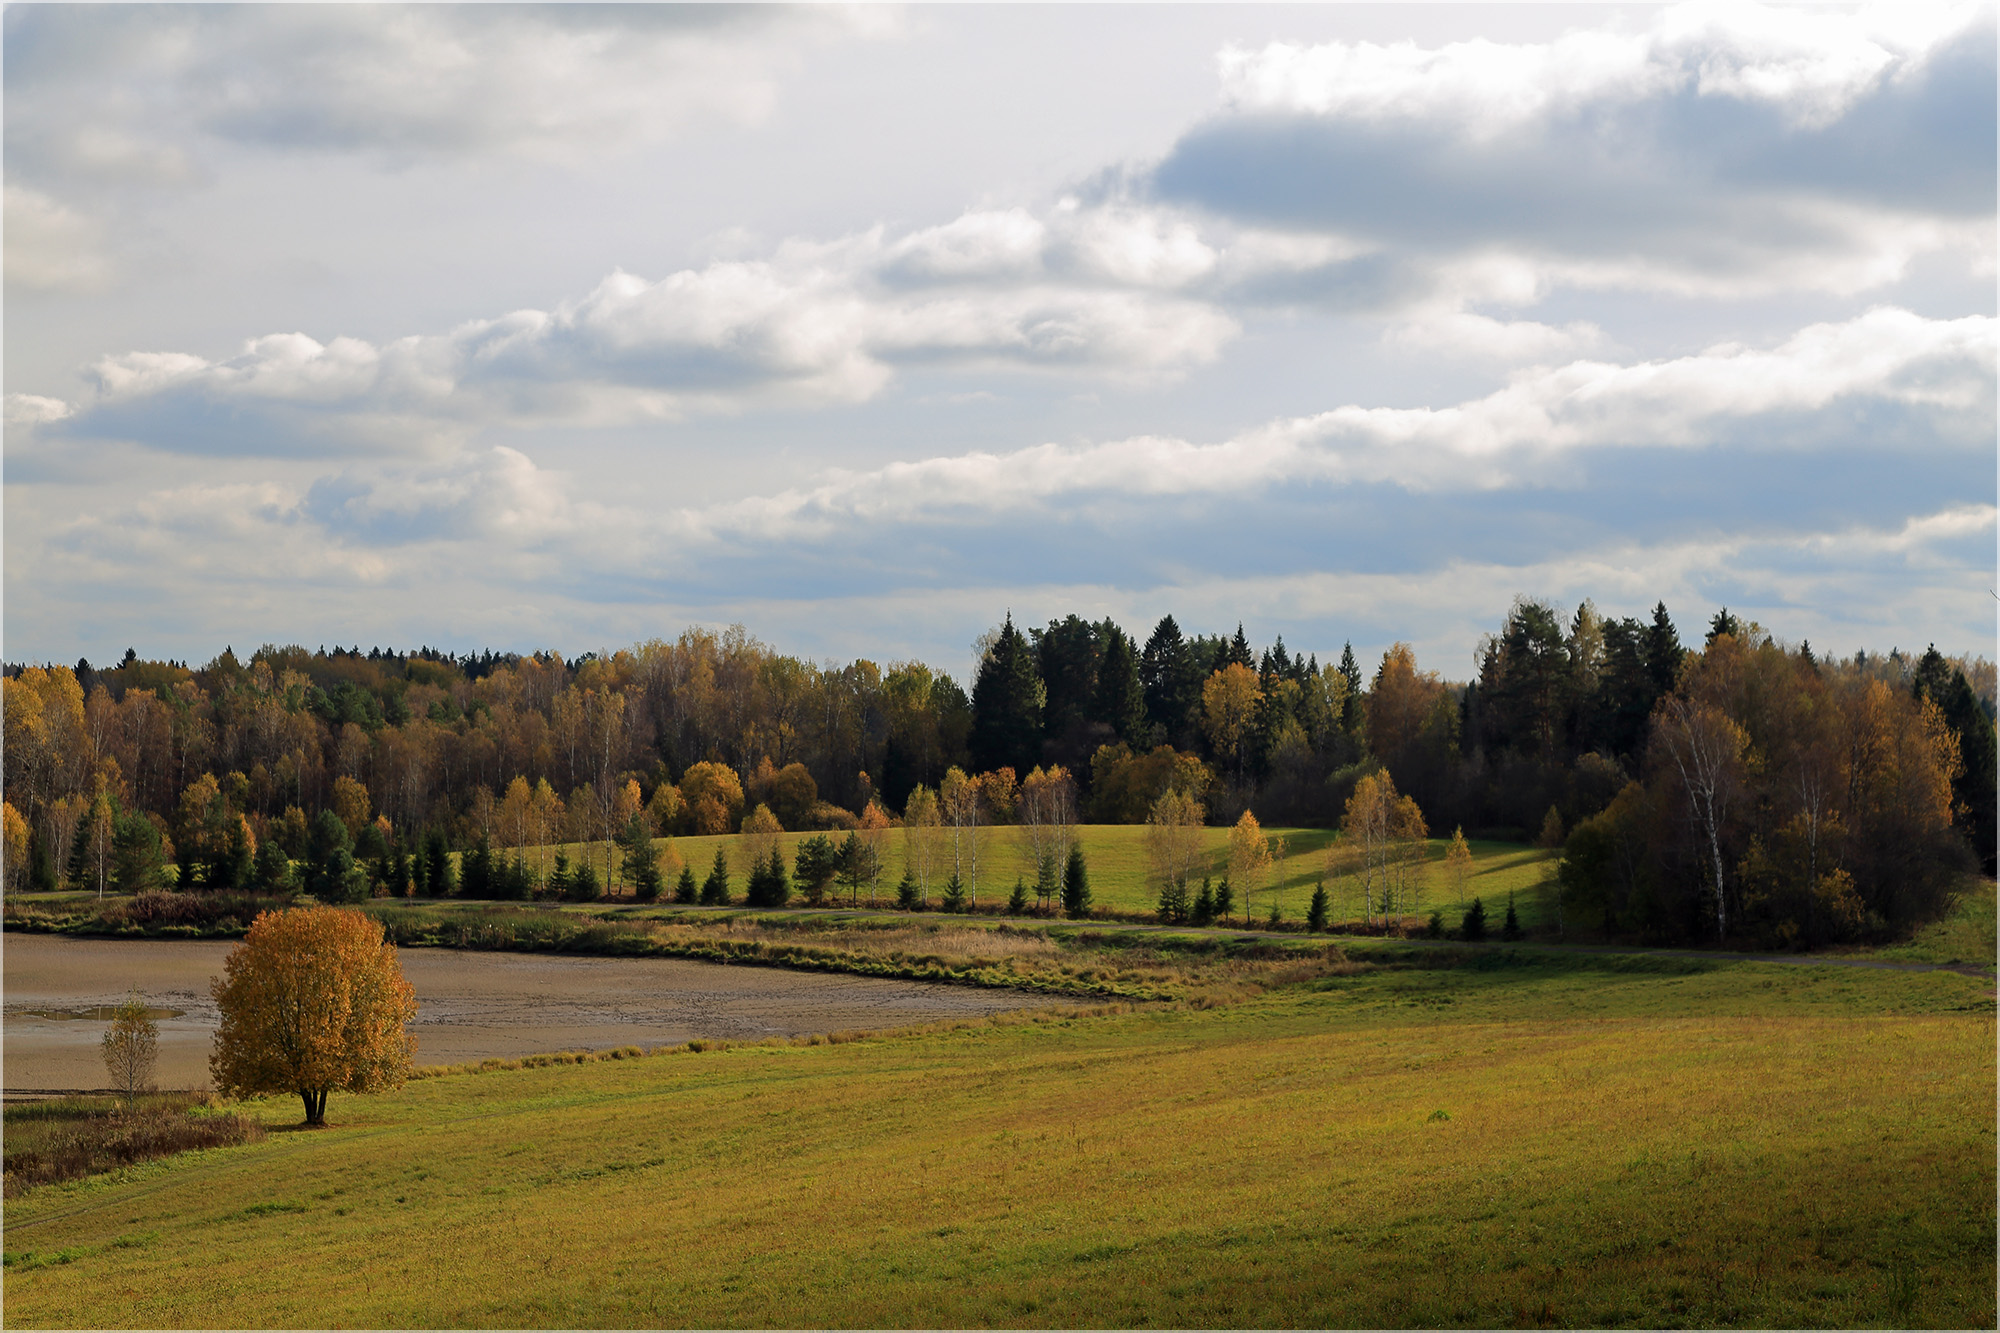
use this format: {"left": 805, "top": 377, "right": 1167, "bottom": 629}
{"left": 5, "top": 945, "right": 1992, "bottom": 1329}
{"left": 547, "top": 824, "right": 1554, "bottom": 926}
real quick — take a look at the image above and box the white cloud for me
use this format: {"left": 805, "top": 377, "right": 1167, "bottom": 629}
{"left": 3, "top": 393, "right": 74, "bottom": 427}
{"left": 3, "top": 185, "right": 113, "bottom": 292}
{"left": 677, "top": 308, "right": 1993, "bottom": 537}
{"left": 5, "top": 7, "right": 882, "bottom": 179}
{"left": 1158, "top": 2, "right": 1994, "bottom": 309}
{"left": 1218, "top": 2, "right": 1980, "bottom": 132}
{"left": 65, "top": 218, "right": 1244, "bottom": 447}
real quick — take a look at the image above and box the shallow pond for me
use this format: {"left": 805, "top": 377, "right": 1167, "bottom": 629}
{"left": 3, "top": 933, "right": 1057, "bottom": 1093}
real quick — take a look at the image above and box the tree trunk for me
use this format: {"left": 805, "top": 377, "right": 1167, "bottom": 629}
{"left": 301, "top": 1087, "right": 327, "bottom": 1125}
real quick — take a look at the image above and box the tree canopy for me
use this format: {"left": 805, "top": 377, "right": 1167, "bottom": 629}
{"left": 209, "top": 905, "right": 417, "bottom": 1125}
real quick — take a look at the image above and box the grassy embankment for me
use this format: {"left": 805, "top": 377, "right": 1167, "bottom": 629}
{"left": 4, "top": 951, "right": 1992, "bottom": 1328}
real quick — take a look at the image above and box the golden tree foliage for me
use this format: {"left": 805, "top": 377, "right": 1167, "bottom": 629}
{"left": 644, "top": 781, "right": 680, "bottom": 836}
{"left": 902, "top": 784, "right": 943, "bottom": 904}
{"left": 741, "top": 803, "right": 783, "bottom": 871}
{"left": 1444, "top": 826, "right": 1475, "bottom": 904}
{"left": 1143, "top": 787, "right": 1206, "bottom": 894}
{"left": 330, "top": 776, "right": 372, "bottom": 840}
{"left": 3, "top": 800, "right": 30, "bottom": 895}
{"left": 857, "top": 799, "right": 892, "bottom": 901}
{"left": 679, "top": 762, "right": 745, "bottom": 835}
{"left": 210, "top": 906, "right": 417, "bottom": 1125}
{"left": 1342, "top": 771, "right": 1429, "bottom": 928}
{"left": 1202, "top": 664, "right": 1262, "bottom": 777}
{"left": 1227, "top": 810, "right": 1273, "bottom": 916}
{"left": 497, "top": 776, "right": 534, "bottom": 851}
{"left": 1018, "top": 765, "right": 1079, "bottom": 879}
{"left": 940, "top": 766, "right": 983, "bottom": 897}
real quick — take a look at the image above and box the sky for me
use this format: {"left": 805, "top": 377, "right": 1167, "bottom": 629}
{"left": 5, "top": 2, "right": 1994, "bottom": 682}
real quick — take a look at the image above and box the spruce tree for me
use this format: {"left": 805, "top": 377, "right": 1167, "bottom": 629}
{"left": 1191, "top": 878, "right": 1215, "bottom": 927}
{"left": 970, "top": 615, "right": 1044, "bottom": 776}
{"left": 765, "top": 847, "right": 790, "bottom": 907}
{"left": 674, "top": 864, "right": 699, "bottom": 904}
{"left": 424, "top": 830, "right": 453, "bottom": 897}
{"left": 1008, "top": 877, "right": 1030, "bottom": 914}
{"left": 569, "top": 858, "right": 600, "bottom": 902}
{"left": 1461, "top": 896, "right": 1488, "bottom": 941}
{"left": 896, "top": 870, "right": 921, "bottom": 910}
{"left": 1034, "top": 852, "right": 1060, "bottom": 914}
{"left": 1091, "top": 623, "right": 1147, "bottom": 742}
{"left": 1140, "top": 615, "right": 1198, "bottom": 744}
{"left": 1061, "top": 844, "right": 1091, "bottom": 919}
{"left": 460, "top": 830, "right": 494, "bottom": 900}
{"left": 700, "top": 847, "right": 731, "bottom": 905}
{"left": 548, "top": 851, "right": 573, "bottom": 902}
{"left": 252, "top": 838, "right": 294, "bottom": 894}
{"left": 1307, "top": 882, "right": 1329, "bottom": 932}
{"left": 621, "top": 814, "right": 663, "bottom": 902}
{"left": 1213, "top": 876, "right": 1234, "bottom": 924}
{"left": 1338, "top": 643, "right": 1365, "bottom": 733}
{"left": 1503, "top": 893, "right": 1522, "bottom": 940}
{"left": 941, "top": 873, "right": 968, "bottom": 913}
{"left": 304, "top": 810, "right": 358, "bottom": 902}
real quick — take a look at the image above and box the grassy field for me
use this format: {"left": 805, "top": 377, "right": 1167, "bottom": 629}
{"left": 545, "top": 824, "right": 1553, "bottom": 928}
{"left": 5, "top": 950, "right": 1992, "bottom": 1329}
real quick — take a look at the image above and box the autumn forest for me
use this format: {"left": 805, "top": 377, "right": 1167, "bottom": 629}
{"left": 5, "top": 599, "right": 1994, "bottom": 950}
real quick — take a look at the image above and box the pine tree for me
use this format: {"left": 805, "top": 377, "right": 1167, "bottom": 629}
{"left": 1338, "top": 643, "right": 1365, "bottom": 734}
{"left": 425, "top": 830, "right": 454, "bottom": 897}
{"left": 1008, "top": 877, "right": 1030, "bottom": 914}
{"left": 1191, "top": 877, "right": 1215, "bottom": 927}
{"left": 304, "top": 810, "right": 359, "bottom": 902}
{"left": 1307, "top": 882, "right": 1329, "bottom": 932}
{"left": 941, "top": 873, "right": 968, "bottom": 913}
{"left": 1212, "top": 876, "right": 1234, "bottom": 924}
{"left": 569, "top": 858, "right": 600, "bottom": 903}
{"left": 1140, "top": 615, "right": 1199, "bottom": 745}
{"left": 621, "top": 814, "right": 663, "bottom": 902}
{"left": 895, "top": 870, "right": 921, "bottom": 911}
{"left": 970, "top": 614, "right": 1044, "bottom": 776}
{"left": 1061, "top": 844, "right": 1091, "bottom": 919}
{"left": 674, "top": 864, "right": 699, "bottom": 904}
{"left": 1503, "top": 893, "right": 1522, "bottom": 940}
{"left": 700, "top": 847, "right": 731, "bottom": 905}
{"left": 1091, "top": 623, "right": 1147, "bottom": 742}
{"left": 548, "top": 851, "right": 573, "bottom": 902}
{"left": 1034, "top": 851, "right": 1060, "bottom": 914}
{"left": 1461, "top": 896, "right": 1488, "bottom": 941}
{"left": 252, "top": 838, "right": 294, "bottom": 894}
{"left": 1157, "top": 878, "right": 1189, "bottom": 924}
{"left": 459, "top": 830, "right": 494, "bottom": 900}
{"left": 766, "top": 847, "right": 790, "bottom": 907}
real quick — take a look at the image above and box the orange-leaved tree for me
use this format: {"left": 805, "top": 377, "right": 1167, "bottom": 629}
{"left": 210, "top": 905, "right": 417, "bottom": 1126}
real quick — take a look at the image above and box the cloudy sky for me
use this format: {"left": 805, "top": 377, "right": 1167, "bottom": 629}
{"left": 6, "top": 2, "right": 1994, "bottom": 679}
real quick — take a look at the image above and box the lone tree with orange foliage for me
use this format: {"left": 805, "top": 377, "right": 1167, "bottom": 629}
{"left": 210, "top": 905, "right": 417, "bottom": 1126}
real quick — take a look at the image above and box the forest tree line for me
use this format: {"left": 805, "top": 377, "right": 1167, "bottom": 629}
{"left": 4, "top": 599, "right": 1993, "bottom": 946}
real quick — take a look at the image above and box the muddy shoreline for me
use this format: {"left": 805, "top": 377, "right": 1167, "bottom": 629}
{"left": 2, "top": 934, "right": 1062, "bottom": 1093}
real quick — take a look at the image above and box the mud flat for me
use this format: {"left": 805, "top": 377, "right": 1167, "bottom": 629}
{"left": 3, "top": 933, "right": 1061, "bottom": 1093}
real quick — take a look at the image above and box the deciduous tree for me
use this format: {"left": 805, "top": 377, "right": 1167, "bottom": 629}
{"left": 210, "top": 905, "right": 417, "bottom": 1125}
{"left": 102, "top": 990, "right": 159, "bottom": 1096}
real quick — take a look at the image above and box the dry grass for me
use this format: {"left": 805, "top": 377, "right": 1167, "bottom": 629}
{"left": 2, "top": 1091, "right": 265, "bottom": 1200}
